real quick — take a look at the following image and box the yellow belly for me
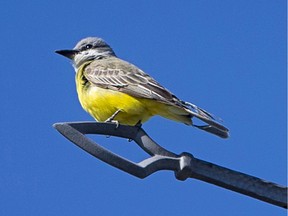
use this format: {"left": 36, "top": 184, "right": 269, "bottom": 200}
{"left": 76, "top": 65, "right": 192, "bottom": 126}
{"left": 77, "top": 83, "right": 154, "bottom": 125}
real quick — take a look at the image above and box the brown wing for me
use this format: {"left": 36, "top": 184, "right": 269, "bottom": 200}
{"left": 83, "top": 57, "right": 229, "bottom": 138}
{"left": 83, "top": 57, "right": 183, "bottom": 106}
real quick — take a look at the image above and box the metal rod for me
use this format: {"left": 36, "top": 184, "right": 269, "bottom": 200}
{"left": 54, "top": 122, "right": 287, "bottom": 209}
{"left": 175, "top": 153, "right": 287, "bottom": 208}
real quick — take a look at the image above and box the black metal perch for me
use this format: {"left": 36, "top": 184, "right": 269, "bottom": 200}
{"left": 53, "top": 121, "right": 287, "bottom": 209}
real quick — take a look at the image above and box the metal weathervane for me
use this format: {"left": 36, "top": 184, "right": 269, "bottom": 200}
{"left": 53, "top": 121, "right": 287, "bottom": 209}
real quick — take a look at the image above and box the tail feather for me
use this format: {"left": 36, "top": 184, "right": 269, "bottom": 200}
{"left": 182, "top": 101, "right": 229, "bottom": 138}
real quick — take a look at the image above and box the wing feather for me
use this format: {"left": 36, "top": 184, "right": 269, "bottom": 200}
{"left": 82, "top": 57, "right": 229, "bottom": 138}
{"left": 84, "top": 58, "right": 177, "bottom": 104}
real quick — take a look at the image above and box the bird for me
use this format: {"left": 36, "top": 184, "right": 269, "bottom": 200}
{"left": 55, "top": 37, "right": 229, "bottom": 138}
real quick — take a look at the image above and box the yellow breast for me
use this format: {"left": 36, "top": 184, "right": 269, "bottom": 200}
{"left": 75, "top": 66, "right": 154, "bottom": 125}
{"left": 75, "top": 62, "right": 191, "bottom": 126}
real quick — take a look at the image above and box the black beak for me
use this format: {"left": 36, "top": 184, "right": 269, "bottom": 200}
{"left": 55, "top": 49, "right": 79, "bottom": 59}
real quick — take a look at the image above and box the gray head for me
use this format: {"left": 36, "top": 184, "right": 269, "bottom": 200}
{"left": 55, "top": 37, "right": 116, "bottom": 69}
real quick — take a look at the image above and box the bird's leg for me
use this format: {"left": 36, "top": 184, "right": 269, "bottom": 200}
{"left": 134, "top": 120, "right": 142, "bottom": 128}
{"left": 105, "top": 109, "right": 122, "bottom": 122}
{"left": 105, "top": 109, "right": 122, "bottom": 127}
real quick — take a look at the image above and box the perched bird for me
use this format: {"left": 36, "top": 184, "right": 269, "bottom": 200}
{"left": 56, "top": 37, "right": 229, "bottom": 138}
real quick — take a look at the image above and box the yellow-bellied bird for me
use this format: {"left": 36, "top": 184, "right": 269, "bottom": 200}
{"left": 56, "top": 37, "right": 229, "bottom": 138}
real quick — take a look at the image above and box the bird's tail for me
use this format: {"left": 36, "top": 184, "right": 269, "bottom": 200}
{"left": 182, "top": 101, "right": 229, "bottom": 138}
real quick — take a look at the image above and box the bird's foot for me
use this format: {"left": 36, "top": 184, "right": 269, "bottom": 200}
{"left": 105, "top": 119, "right": 119, "bottom": 128}
{"left": 134, "top": 120, "right": 142, "bottom": 129}
{"left": 105, "top": 109, "right": 122, "bottom": 128}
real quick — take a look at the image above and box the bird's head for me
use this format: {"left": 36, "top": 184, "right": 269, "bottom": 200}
{"left": 55, "top": 37, "right": 116, "bottom": 69}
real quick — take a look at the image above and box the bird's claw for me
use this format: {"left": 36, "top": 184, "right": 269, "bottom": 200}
{"left": 105, "top": 109, "right": 122, "bottom": 128}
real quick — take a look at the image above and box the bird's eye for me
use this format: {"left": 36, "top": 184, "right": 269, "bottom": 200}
{"left": 80, "top": 44, "right": 93, "bottom": 51}
{"left": 85, "top": 44, "right": 92, "bottom": 49}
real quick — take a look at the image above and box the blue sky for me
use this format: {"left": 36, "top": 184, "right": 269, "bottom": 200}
{"left": 1, "top": 1, "right": 286, "bottom": 215}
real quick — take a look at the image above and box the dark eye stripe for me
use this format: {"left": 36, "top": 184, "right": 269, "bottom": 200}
{"left": 80, "top": 43, "right": 107, "bottom": 51}
{"left": 80, "top": 44, "right": 92, "bottom": 51}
